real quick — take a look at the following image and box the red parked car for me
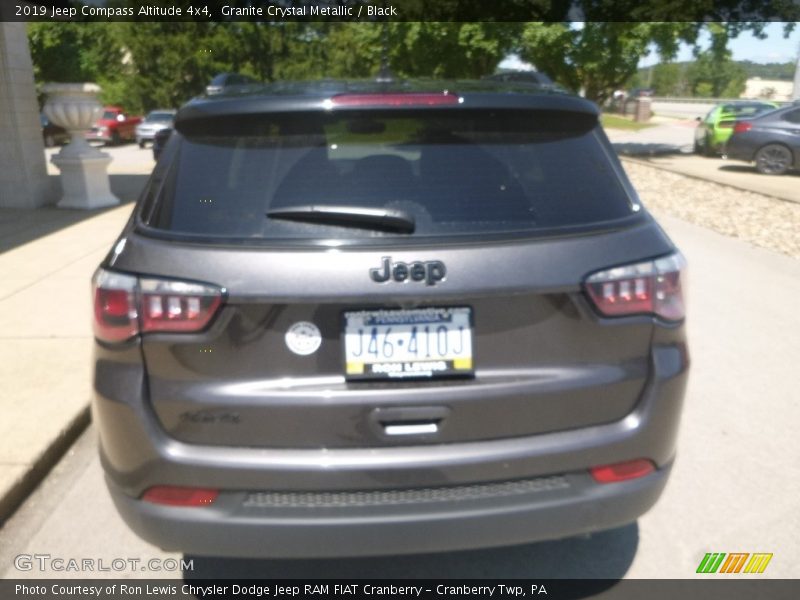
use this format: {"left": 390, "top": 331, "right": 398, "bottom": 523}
{"left": 87, "top": 106, "right": 142, "bottom": 145}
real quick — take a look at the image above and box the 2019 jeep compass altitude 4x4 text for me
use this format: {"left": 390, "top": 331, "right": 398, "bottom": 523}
{"left": 92, "top": 80, "right": 688, "bottom": 558}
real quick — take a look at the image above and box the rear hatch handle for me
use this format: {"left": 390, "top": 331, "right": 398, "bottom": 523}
{"left": 370, "top": 406, "right": 450, "bottom": 438}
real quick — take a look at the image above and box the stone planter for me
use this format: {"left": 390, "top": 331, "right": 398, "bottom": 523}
{"left": 42, "top": 83, "right": 119, "bottom": 209}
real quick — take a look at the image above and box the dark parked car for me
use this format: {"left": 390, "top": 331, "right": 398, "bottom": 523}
{"left": 151, "top": 127, "right": 172, "bottom": 160}
{"left": 694, "top": 101, "right": 778, "bottom": 156}
{"left": 205, "top": 72, "right": 259, "bottom": 96}
{"left": 482, "top": 70, "right": 558, "bottom": 89}
{"left": 135, "top": 110, "right": 176, "bottom": 148}
{"left": 628, "top": 88, "right": 654, "bottom": 98}
{"left": 92, "top": 79, "right": 688, "bottom": 558}
{"left": 724, "top": 104, "right": 800, "bottom": 175}
{"left": 41, "top": 113, "right": 70, "bottom": 148}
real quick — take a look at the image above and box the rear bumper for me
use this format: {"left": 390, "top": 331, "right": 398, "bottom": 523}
{"left": 107, "top": 463, "right": 671, "bottom": 558}
{"left": 94, "top": 340, "right": 688, "bottom": 557}
{"left": 86, "top": 133, "right": 112, "bottom": 143}
{"left": 723, "top": 138, "right": 756, "bottom": 162}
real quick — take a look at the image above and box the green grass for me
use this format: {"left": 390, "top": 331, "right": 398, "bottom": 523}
{"left": 600, "top": 114, "right": 657, "bottom": 131}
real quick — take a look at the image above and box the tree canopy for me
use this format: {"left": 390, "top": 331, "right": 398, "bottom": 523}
{"left": 26, "top": 19, "right": 797, "bottom": 112}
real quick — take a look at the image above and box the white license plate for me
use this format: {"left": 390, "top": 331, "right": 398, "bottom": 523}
{"left": 343, "top": 307, "right": 473, "bottom": 380}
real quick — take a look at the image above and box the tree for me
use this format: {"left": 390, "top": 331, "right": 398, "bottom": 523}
{"left": 686, "top": 50, "right": 748, "bottom": 97}
{"left": 517, "top": 20, "right": 796, "bottom": 104}
{"left": 27, "top": 22, "right": 125, "bottom": 106}
{"left": 651, "top": 63, "right": 683, "bottom": 96}
{"left": 518, "top": 22, "right": 701, "bottom": 104}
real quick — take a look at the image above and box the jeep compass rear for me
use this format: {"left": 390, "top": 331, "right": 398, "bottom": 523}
{"left": 92, "top": 80, "right": 688, "bottom": 557}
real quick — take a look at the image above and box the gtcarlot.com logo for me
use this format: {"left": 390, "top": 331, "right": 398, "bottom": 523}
{"left": 14, "top": 554, "right": 193, "bottom": 573}
{"left": 696, "top": 552, "right": 773, "bottom": 574}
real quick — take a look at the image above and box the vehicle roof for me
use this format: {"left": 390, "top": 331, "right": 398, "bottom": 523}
{"left": 176, "top": 78, "right": 598, "bottom": 126}
{"left": 719, "top": 100, "right": 777, "bottom": 108}
{"left": 753, "top": 103, "right": 798, "bottom": 119}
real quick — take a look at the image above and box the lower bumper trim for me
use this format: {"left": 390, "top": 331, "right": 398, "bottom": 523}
{"left": 107, "top": 464, "right": 671, "bottom": 558}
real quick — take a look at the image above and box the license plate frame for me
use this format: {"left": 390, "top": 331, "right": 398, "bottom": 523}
{"left": 343, "top": 307, "right": 474, "bottom": 381}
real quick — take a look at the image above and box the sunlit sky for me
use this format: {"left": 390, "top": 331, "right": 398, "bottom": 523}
{"left": 641, "top": 22, "right": 800, "bottom": 66}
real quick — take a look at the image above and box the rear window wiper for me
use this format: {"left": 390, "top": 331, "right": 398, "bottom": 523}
{"left": 267, "top": 205, "right": 415, "bottom": 234}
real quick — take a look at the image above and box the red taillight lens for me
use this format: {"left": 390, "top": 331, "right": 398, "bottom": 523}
{"left": 590, "top": 459, "right": 656, "bottom": 484}
{"left": 142, "top": 486, "right": 219, "bottom": 507}
{"left": 92, "top": 269, "right": 223, "bottom": 342}
{"left": 139, "top": 278, "right": 222, "bottom": 333}
{"left": 733, "top": 121, "right": 752, "bottom": 134}
{"left": 330, "top": 92, "right": 460, "bottom": 107}
{"left": 93, "top": 270, "right": 138, "bottom": 343}
{"left": 584, "top": 253, "right": 686, "bottom": 321}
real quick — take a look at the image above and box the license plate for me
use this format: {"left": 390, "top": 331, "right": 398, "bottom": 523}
{"left": 343, "top": 307, "right": 473, "bottom": 380}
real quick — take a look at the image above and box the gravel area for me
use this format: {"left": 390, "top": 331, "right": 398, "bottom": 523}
{"left": 622, "top": 160, "right": 800, "bottom": 259}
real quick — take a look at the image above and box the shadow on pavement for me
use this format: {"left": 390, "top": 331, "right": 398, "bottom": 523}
{"left": 717, "top": 164, "right": 758, "bottom": 174}
{"left": 612, "top": 143, "right": 691, "bottom": 157}
{"left": 718, "top": 164, "right": 800, "bottom": 178}
{"left": 0, "top": 174, "right": 145, "bottom": 254}
{"left": 183, "top": 523, "right": 638, "bottom": 583}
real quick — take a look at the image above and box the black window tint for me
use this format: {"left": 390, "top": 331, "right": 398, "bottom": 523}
{"left": 724, "top": 104, "right": 773, "bottom": 117}
{"left": 782, "top": 109, "right": 800, "bottom": 124}
{"left": 147, "top": 110, "right": 635, "bottom": 242}
{"left": 147, "top": 112, "right": 174, "bottom": 122}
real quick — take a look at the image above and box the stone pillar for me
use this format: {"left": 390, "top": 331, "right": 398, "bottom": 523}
{"left": 634, "top": 97, "right": 652, "bottom": 122}
{"left": 0, "top": 22, "right": 54, "bottom": 208}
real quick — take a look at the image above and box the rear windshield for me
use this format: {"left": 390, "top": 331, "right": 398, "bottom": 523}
{"left": 144, "top": 109, "right": 635, "bottom": 242}
{"left": 720, "top": 103, "right": 774, "bottom": 117}
{"left": 146, "top": 112, "right": 174, "bottom": 122}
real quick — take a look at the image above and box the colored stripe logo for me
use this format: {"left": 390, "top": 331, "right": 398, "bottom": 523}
{"left": 697, "top": 553, "right": 773, "bottom": 574}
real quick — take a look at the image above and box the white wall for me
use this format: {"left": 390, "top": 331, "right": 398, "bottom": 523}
{"left": 0, "top": 22, "right": 53, "bottom": 208}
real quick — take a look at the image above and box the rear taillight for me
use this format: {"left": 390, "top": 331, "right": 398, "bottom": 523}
{"left": 584, "top": 253, "right": 686, "bottom": 321}
{"left": 330, "top": 92, "right": 460, "bottom": 107}
{"left": 733, "top": 121, "right": 753, "bottom": 134}
{"left": 139, "top": 278, "right": 222, "bottom": 333}
{"left": 92, "top": 269, "right": 223, "bottom": 343}
{"left": 93, "top": 270, "right": 138, "bottom": 343}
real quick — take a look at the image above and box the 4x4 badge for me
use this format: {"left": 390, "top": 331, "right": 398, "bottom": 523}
{"left": 369, "top": 257, "right": 446, "bottom": 286}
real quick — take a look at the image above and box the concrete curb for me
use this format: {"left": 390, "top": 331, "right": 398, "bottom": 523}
{"left": 0, "top": 406, "right": 91, "bottom": 525}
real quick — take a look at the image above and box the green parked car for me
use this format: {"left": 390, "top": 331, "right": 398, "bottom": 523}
{"left": 694, "top": 101, "right": 778, "bottom": 156}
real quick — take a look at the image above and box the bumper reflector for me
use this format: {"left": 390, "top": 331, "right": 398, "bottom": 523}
{"left": 142, "top": 486, "right": 219, "bottom": 507}
{"left": 590, "top": 459, "right": 655, "bottom": 484}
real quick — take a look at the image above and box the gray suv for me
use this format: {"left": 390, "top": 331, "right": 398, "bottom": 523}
{"left": 92, "top": 79, "right": 689, "bottom": 558}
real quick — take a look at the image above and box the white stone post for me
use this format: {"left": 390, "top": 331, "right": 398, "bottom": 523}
{"left": 42, "top": 83, "right": 119, "bottom": 209}
{"left": 0, "top": 22, "right": 54, "bottom": 208}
